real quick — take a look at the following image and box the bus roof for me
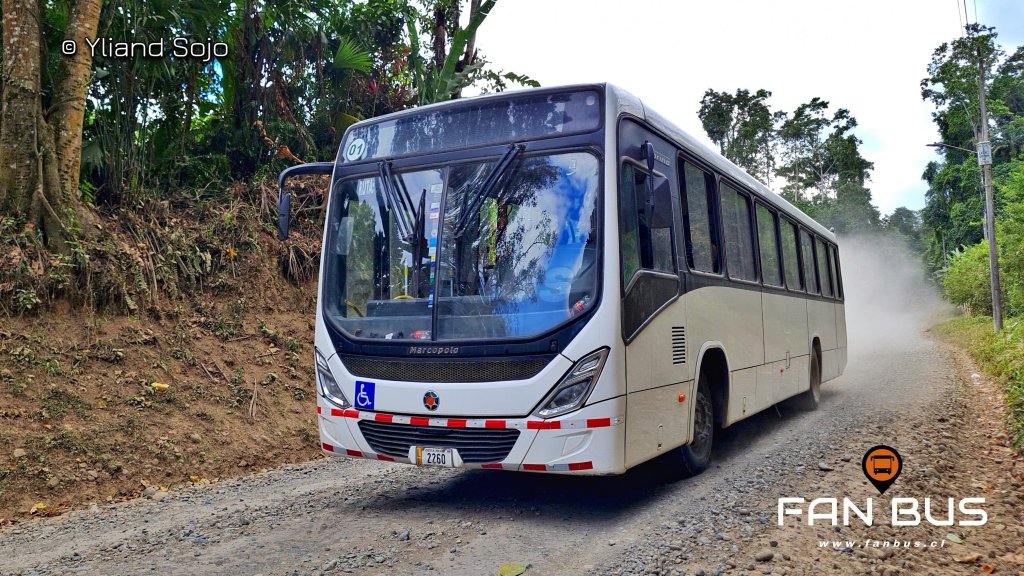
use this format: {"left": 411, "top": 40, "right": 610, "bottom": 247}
{"left": 339, "top": 83, "right": 836, "bottom": 242}
{"left": 604, "top": 84, "right": 836, "bottom": 242}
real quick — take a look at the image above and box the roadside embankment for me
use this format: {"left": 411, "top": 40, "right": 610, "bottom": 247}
{"left": 935, "top": 316, "right": 1024, "bottom": 449}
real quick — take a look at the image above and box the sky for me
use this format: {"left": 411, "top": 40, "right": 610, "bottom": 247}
{"left": 470, "top": 0, "right": 1024, "bottom": 216}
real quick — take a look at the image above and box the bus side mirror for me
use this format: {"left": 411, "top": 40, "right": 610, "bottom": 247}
{"left": 277, "top": 192, "right": 292, "bottom": 240}
{"left": 277, "top": 161, "right": 335, "bottom": 240}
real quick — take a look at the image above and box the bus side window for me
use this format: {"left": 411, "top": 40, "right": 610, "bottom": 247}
{"left": 680, "top": 161, "right": 720, "bottom": 274}
{"left": 815, "top": 235, "right": 834, "bottom": 297}
{"left": 619, "top": 162, "right": 674, "bottom": 287}
{"left": 619, "top": 163, "right": 641, "bottom": 286}
{"left": 756, "top": 203, "right": 783, "bottom": 287}
{"left": 719, "top": 183, "right": 757, "bottom": 282}
{"left": 830, "top": 244, "right": 843, "bottom": 300}
{"left": 780, "top": 218, "right": 802, "bottom": 291}
{"left": 800, "top": 229, "right": 819, "bottom": 294}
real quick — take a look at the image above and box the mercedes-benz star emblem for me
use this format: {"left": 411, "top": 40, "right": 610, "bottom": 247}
{"left": 423, "top": 391, "right": 440, "bottom": 411}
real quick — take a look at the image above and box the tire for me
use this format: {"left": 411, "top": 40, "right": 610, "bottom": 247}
{"left": 794, "top": 350, "right": 821, "bottom": 410}
{"left": 676, "top": 371, "right": 714, "bottom": 476}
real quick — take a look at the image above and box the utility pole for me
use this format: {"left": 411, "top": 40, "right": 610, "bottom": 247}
{"left": 978, "top": 43, "right": 1002, "bottom": 331}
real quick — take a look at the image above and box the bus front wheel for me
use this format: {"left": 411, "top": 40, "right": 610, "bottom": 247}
{"left": 677, "top": 371, "right": 714, "bottom": 476}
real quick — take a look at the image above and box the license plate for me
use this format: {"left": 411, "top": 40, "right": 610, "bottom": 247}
{"left": 413, "top": 446, "right": 458, "bottom": 467}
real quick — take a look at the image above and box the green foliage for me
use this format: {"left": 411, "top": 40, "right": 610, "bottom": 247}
{"left": 405, "top": 0, "right": 522, "bottom": 105}
{"left": 67, "top": 0, "right": 520, "bottom": 203}
{"left": 333, "top": 37, "right": 374, "bottom": 73}
{"left": 935, "top": 317, "right": 1024, "bottom": 448}
{"left": 697, "top": 86, "right": 885, "bottom": 236}
{"left": 698, "top": 88, "right": 775, "bottom": 183}
{"left": 942, "top": 242, "right": 993, "bottom": 315}
{"left": 921, "top": 24, "right": 1023, "bottom": 283}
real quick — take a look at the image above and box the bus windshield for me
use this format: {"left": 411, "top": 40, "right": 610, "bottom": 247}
{"left": 323, "top": 151, "right": 600, "bottom": 342}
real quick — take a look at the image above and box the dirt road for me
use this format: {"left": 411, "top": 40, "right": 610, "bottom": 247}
{"left": 2, "top": 323, "right": 1021, "bottom": 575}
{"left": 2, "top": 238, "right": 1023, "bottom": 576}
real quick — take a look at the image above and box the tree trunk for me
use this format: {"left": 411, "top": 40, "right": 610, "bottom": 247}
{"left": 0, "top": 0, "right": 43, "bottom": 217}
{"left": 52, "top": 0, "right": 103, "bottom": 199}
{"left": 0, "top": 0, "right": 100, "bottom": 249}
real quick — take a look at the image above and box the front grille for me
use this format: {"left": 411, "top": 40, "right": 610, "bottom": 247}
{"left": 341, "top": 356, "right": 550, "bottom": 383}
{"left": 358, "top": 420, "right": 520, "bottom": 463}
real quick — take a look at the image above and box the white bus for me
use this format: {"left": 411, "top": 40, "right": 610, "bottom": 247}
{"left": 277, "top": 84, "right": 847, "bottom": 475}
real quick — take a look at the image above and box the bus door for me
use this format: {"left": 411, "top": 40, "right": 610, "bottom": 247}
{"left": 617, "top": 119, "right": 689, "bottom": 466}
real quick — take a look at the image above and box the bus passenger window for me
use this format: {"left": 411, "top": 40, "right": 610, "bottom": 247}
{"left": 680, "top": 162, "right": 719, "bottom": 274}
{"left": 720, "top": 183, "right": 757, "bottom": 282}
{"left": 619, "top": 162, "right": 674, "bottom": 286}
{"left": 780, "top": 219, "right": 802, "bottom": 290}
{"left": 756, "top": 204, "right": 783, "bottom": 287}
{"left": 800, "top": 229, "right": 819, "bottom": 294}
{"left": 830, "top": 244, "right": 843, "bottom": 299}
{"left": 815, "top": 236, "right": 834, "bottom": 297}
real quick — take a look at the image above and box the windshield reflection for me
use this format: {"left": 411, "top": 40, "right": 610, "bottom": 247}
{"left": 324, "top": 152, "right": 600, "bottom": 342}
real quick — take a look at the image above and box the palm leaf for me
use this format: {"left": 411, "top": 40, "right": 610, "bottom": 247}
{"left": 405, "top": 16, "right": 430, "bottom": 104}
{"left": 333, "top": 37, "right": 372, "bottom": 74}
{"left": 433, "top": 0, "right": 496, "bottom": 98}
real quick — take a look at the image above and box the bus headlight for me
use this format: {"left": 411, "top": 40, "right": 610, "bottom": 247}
{"left": 534, "top": 348, "right": 609, "bottom": 419}
{"left": 315, "top": 349, "right": 350, "bottom": 409}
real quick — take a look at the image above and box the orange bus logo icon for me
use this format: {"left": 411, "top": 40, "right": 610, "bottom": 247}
{"left": 862, "top": 445, "right": 902, "bottom": 494}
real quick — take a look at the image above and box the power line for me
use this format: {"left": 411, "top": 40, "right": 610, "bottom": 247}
{"left": 973, "top": 0, "right": 978, "bottom": 25}
{"left": 955, "top": 0, "right": 964, "bottom": 36}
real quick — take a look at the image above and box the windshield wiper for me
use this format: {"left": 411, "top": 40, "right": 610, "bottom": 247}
{"left": 454, "top": 143, "right": 524, "bottom": 238}
{"left": 378, "top": 161, "right": 416, "bottom": 241}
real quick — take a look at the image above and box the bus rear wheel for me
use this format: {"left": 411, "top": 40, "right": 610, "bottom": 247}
{"left": 795, "top": 351, "right": 821, "bottom": 410}
{"left": 677, "top": 371, "right": 714, "bottom": 476}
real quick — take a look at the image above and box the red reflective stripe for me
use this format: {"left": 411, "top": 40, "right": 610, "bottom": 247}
{"left": 316, "top": 406, "right": 322, "bottom": 414}
{"left": 377, "top": 455, "right": 395, "bottom": 462}
{"left": 447, "top": 419, "right": 467, "bottom": 428}
{"left": 484, "top": 420, "right": 505, "bottom": 429}
{"left": 410, "top": 417, "right": 430, "bottom": 426}
{"left": 568, "top": 461, "right": 594, "bottom": 471}
{"left": 375, "top": 413, "right": 393, "bottom": 423}
{"left": 346, "top": 449, "right": 363, "bottom": 457}
{"left": 343, "top": 409, "right": 360, "bottom": 418}
{"left": 522, "top": 464, "right": 546, "bottom": 471}
{"left": 329, "top": 408, "right": 344, "bottom": 417}
{"left": 586, "top": 418, "right": 611, "bottom": 428}
{"left": 321, "top": 443, "right": 334, "bottom": 452}
{"left": 481, "top": 463, "right": 504, "bottom": 469}
{"left": 526, "top": 420, "right": 549, "bottom": 430}
{"left": 546, "top": 421, "right": 562, "bottom": 430}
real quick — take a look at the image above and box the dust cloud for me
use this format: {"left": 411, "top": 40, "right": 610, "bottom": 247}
{"left": 839, "top": 234, "right": 951, "bottom": 360}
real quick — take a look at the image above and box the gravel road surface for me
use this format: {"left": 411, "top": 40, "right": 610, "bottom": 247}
{"left": 3, "top": 238, "right": 1023, "bottom": 576}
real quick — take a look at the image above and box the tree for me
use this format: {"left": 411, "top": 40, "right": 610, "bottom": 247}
{"left": 775, "top": 98, "right": 873, "bottom": 202}
{"left": 885, "top": 207, "right": 922, "bottom": 241}
{"left": 407, "top": 0, "right": 506, "bottom": 105}
{"left": 0, "top": 0, "right": 101, "bottom": 250}
{"left": 919, "top": 24, "right": 1024, "bottom": 275}
{"left": 697, "top": 88, "right": 775, "bottom": 184}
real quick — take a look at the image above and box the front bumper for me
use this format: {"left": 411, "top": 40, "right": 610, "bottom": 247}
{"left": 317, "top": 396, "right": 626, "bottom": 474}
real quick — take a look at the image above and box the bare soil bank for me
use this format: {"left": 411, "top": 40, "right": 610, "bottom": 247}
{"left": 0, "top": 261, "right": 320, "bottom": 521}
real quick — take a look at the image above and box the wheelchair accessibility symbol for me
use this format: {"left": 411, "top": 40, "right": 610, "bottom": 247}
{"left": 354, "top": 380, "right": 375, "bottom": 410}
